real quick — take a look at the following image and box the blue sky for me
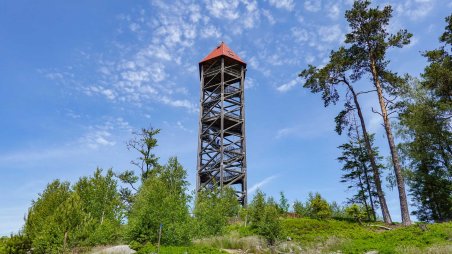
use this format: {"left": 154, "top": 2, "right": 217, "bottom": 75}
{"left": 1, "top": 0, "right": 451, "bottom": 235}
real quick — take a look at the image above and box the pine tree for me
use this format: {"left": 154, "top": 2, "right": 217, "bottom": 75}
{"left": 338, "top": 122, "right": 383, "bottom": 221}
{"left": 395, "top": 15, "right": 451, "bottom": 223}
{"left": 300, "top": 42, "right": 392, "bottom": 224}
{"left": 344, "top": 0, "right": 413, "bottom": 225}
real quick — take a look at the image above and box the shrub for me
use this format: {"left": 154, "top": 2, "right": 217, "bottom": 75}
{"left": 306, "top": 193, "right": 332, "bottom": 220}
{"left": 126, "top": 158, "right": 192, "bottom": 246}
{"left": 293, "top": 200, "right": 309, "bottom": 217}
{"left": 345, "top": 204, "right": 367, "bottom": 224}
{"left": 0, "top": 234, "right": 31, "bottom": 254}
{"left": 193, "top": 187, "right": 240, "bottom": 238}
{"left": 136, "top": 243, "right": 226, "bottom": 254}
{"left": 248, "top": 190, "right": 282, "bottom": 245}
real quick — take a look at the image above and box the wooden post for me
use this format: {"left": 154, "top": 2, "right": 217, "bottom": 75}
{"left": 157, "top": 223, "right": 162, "bottom": 254}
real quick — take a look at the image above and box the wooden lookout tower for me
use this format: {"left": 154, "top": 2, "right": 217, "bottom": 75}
{"left": 196, "top": 42, "right": 247, "bottom": 205}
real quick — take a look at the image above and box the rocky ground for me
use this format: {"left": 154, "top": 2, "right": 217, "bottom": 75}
{"left": 89, "top": 245, "right": 136, "bottom": 254}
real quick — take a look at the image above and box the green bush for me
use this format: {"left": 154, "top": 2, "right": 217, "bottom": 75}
{"left": 281, "top": 217, "right": 452, "bottom": 253}
{"left": 0, "top": 234, "right": 31, "bottom": 254}
{"left": 248, "top": 190, "right": 282, "bottom": 245}
{"left": 126, "top": 158, "right": 192, "bottom": 246}
{"left": 193, "top": 187, "right": 240, "bottom": 238}
{"left": 136, "top": 243, "right": 226, "bottom": 254}
{"left": 345, "top": 204, "right": 367, "bottom": 224}
{"left": 306, "top": 192, "right": 332, "bottom": 220}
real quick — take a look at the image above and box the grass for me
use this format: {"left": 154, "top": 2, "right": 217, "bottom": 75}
{"left": 194, "top": 235, "right": 265, "bottom": 253}
{"left": 136, "top": 244, "right": 227, "bottom": 254}
{"left": 194, "top": 218, "right": 452, "bottom": 253}
{"left": 281, "top": 217, "right": 452, "bottom": 253}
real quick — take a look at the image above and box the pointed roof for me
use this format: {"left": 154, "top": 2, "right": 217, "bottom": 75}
{"left": 199, "top": 42, "right": 246, "bottom": 65}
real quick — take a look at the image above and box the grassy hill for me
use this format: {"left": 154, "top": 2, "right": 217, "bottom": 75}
{"left": 2, "top": 217, "right": 450, "bottom": 253}
{"left": 192, "top": 217, "right": 452, "bottom": 254}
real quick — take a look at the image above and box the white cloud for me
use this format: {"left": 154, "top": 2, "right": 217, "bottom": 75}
{"left": 318, "top": 25, "right": 343, "bottom": 43}
{"left": 249, "top": 175, "right": 279, "bottom": 193}
{"left": 277, "top": 78, "right": 298, "bottom": 93}
{"left": 84, "top": 86, "right": 116, "bottom": 100}
{"left": 145, "top": 45, "right": 172, "bottom": 61}
{"left": 129, "top": 22, "right": 140, "bottom": 32}
{"left": 292, "top": 27, "right": 309, "bottom": 42}
{"left": 305, "top": 54, "right": 315, "bottom": 64}
{"left": 261, "top": 9, "right": 276, "bottom": 24}
{"left": 245, "top": 77, "right": 257, "bottom": 89}
{"left": 159, "top": 96, "right": 197, "bottom": 112}
{"left": 78, "top": 118, "right": 133, "bottom": 149}
{"left": 268, "top": 0, "right": 294, "bottom": 11}
{"left": 304, "top": 0, "right": 321, "bottom": 12}
{"left": 176, "top": 121, "right": 193, "bottom": 132}
{"left": 188, "top": 4, "right": 202, "bottom": 23}
{"left": 394, "top": 0, "right": 435, "bottom": 20}
{"left": 200, "top": 25, "right": 222, "bottom": 38}
{"left": 327, "top": 3, "right": 340, "bottom": 20}
{"left": 243, "top": 8, "right": 260, "bottom": 28}
{"left": 205, "top": 0, "right": 240, "bottom": 20}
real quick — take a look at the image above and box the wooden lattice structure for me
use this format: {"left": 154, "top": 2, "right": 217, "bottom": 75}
{"left": 196, "top": 42, "right": 247, "bottom": 205}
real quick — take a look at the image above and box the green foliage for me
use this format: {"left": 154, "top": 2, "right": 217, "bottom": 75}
{"left": 278, "top": 191, "right": 289, "bottom": 214}
{"left": 194, "top": 187, "right": 240, "bottom": 238}
{"left": 396, "top": 15, "right": 452, "bottom": 223}
{"left": 194, "top": 234, "right": 266, "bottom": 253}
{"left": 74, "top": 168, "right": 124, "bottom": 244}
{"left": 248, "top": 190, "right": 266, "bottom": 227}
{"left": 306, "top": 192, "right": 332, "bottom": 220}
{"left": 118, "top": 127, "right": 161, "bottom": 210}
{"left": 422, "top": 14, "right": 452, "bottom": 103}
{"left": 23, "top": 179, "right": 76, "bottom": 253}
{"left": 23, "top": 169, "right": 123, "bottom": 253}
{"left": 248, "top": 190, "right": 281, "bottom": 245}
{"left": 340, "top": 222, "right": 452, "bottom": 254}
{"left": 398, "top": 80, "right": 452, "bottom": 222}
{"left": 127, "top": 127, "right": 161, "bottom": 181}
{"left": 298, "top": 0, "right": 397, "bottom": 225}
{"left": 0, "top": 234, "right": 31, "bottom": 254}
{"left": 24, "top": 180, "right": 72, "bottom": 241}
{"left": 256, "top": 205, "right": 281, "bottom": 245}
{"left": 135, "top": 242, "right": 226, "bottom": 254}
{"left": 281, "top": 217, "right": 366, "bottom": 244}
{"left": 338, "top": 134, "right": 381, "bottom": 221}
{"left": 330, "top": 201, "right": 347, "bottom": 219}
{"left": 126, "top": 157, "right": 191, "bottom": 246}
{"left": 293, "top": 200, "right": 308, "bottom": 217}
{"left": 294, "top": 194, "right": 338, "bottom": 220}
{"left": 282, "top": 217, "right": 452, "bottom": 253}
{"left": 345, "top": 204, "right": 367, "bottom": 224}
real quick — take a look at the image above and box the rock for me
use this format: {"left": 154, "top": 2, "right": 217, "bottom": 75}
{"left": 90, "top": 245, "right": 136, "bottom": 254}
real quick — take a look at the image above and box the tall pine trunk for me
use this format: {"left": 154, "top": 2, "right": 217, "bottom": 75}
{"left": 346, "top": 82, "right": 392, "bottom": 223}
{"left": 354, "top": 123, "right": 377, "bottom": 221}
{"left": 357, "top": 172, "right": 371, "bottom": 221}
{"left": 370, "top": 59, "right": 412, "bottom": 226}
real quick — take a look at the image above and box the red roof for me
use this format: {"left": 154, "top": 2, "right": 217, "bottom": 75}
{"left": 199, "top": 42, "right": 246, "bottom": 65}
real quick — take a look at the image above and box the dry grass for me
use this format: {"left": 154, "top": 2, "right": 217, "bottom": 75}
{"left": 88, "top": 245, "right": 135, "bottom": 254}
{"left": 396, "top": 244, "right": 452, "bottom": 254}
{"left": 194, "top": 235, "right": 348, "bottom": 254}
{"left": 295, "top": 236, "right": 347, "bottom": 254}
{"left": 194, "top": 235, "right": 266, "bottom": 253}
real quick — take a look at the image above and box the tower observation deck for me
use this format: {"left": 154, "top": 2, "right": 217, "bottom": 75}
{"left": 196, "top": 42, "right": 247, "bottom": 205}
